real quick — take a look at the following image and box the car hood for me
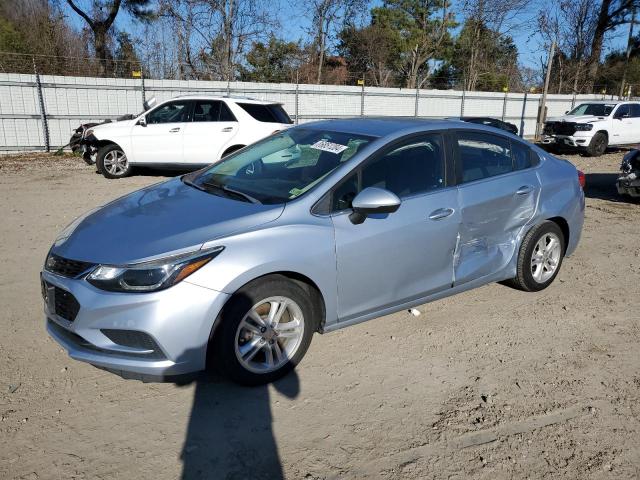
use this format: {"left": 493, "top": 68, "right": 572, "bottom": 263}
{"left": 51, "top": 177, "right": 285, "bottom": 265}
{"left": 547, "top": 115, "right": 607, "bottom": 123}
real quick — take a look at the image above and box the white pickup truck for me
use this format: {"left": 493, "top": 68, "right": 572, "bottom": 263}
{"left": 542, "top": 101, "right": 640, "bottom": 156}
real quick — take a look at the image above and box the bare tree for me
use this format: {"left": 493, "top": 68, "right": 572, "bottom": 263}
{"left": 159, "top": 0, "right": 277, "bottom": 81}
{"left": 302, "top": 0, "right": 365, "bottom": 84}
{"left": 65, "top": 0, "right": 152, "bottom": 74}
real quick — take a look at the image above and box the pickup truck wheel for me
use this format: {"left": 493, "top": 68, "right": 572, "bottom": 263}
{"left": 586, "top": 132, "right": 608, "bottom": 157}
{"left": 211, "top": 276, "right": 317, "bottom": 386}
{"left": 97, "top": 144, "right": 131, "bottom": 179}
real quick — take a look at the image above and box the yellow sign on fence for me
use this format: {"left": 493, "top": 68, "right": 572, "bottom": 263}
{"left": 132, "top": 71, "right": 142, "bottom": 78}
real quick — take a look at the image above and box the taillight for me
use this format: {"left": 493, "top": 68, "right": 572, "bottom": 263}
{"left": 577, "top": 170, "right": 586, "bottom": 189}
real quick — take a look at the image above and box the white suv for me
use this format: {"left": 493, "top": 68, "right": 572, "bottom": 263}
{"left": 542, "top": 101, "right": 640, "bottom": 156}
{"left": 82, "top": 96, "right": 294, "bottom": 179}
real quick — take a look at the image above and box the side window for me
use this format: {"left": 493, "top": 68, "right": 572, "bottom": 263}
{"left": 615, "top": 104, "right": 631, "bottom": 118}
{"left": 511, "top": 140, "right": 534, "bottom": 171}
{"left": 630, "top": 104, "right": 640, "bottom": 118}
{"left": 146, "top": 101, "right": 191, "bottom": 124}
{"left": 330, "top": 134, "right": 445, "bottom": 211}
{"left": 456, "top": 131, "right": 512, "bottom": 183}
{"left": 193, "top": 101, "right": 221, "bottom": 122}
{"left": 220, "top": 102, "right": 237, "bottom": 121}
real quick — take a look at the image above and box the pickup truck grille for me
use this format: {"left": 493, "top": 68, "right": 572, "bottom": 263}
{"left": 544, "top": 121, "right": 578, "bottom": 136}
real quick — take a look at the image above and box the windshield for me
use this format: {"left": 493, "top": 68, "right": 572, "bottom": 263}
{"left": 568, "top": 103, "right": 615, "bottom": 116}
{"left": 185, "top": 128, "right": 374, "bottom": 204}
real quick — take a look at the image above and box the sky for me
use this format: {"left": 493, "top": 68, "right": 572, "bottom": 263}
{"left": 59, "top": 0, "right": 634, "bottom": 73}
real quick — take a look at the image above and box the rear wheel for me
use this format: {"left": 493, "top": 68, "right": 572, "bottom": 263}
{"left": 211, "top": 276, "right": 317, "bottom": 385}
{"left": 97, "top": 144, "right": 131, "bottom": 179}
{"left": 586, "top": 132, "right": 608, "bottom": 157}
{"left": 506, "top": 221, "right": 565, "bottom": 292}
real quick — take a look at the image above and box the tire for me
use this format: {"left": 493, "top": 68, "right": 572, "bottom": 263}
{"left": 506, "top": 221, "right": 565, "bottom": 292}
{"left": 586, "top": 132, "right": 608, "bottom": 157}
{"left": 96, "top": 144, "right": 131, "bottom": 179}
{"left": 211, "top": 275, "right": 318, "bottom": 386}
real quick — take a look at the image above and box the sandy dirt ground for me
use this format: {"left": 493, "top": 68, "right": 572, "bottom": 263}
{"left": 0, "top": 150, "right": 639, "bottom": 480}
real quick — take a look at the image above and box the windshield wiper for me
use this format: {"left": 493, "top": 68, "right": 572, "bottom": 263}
{"left": 201, "top": 180, "right": 261, "bottom": 204}
{"left": 182, "top": 176, "right": 206, "bottom": 192}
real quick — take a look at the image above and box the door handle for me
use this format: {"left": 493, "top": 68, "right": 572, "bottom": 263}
{"left": 429, "top": 208, "right": 455, "bottom": 220}
{"left": 516, "top": 185, "right": 534, "bottom": 195}
{"left": 221, "top": 127, "right": 233, "bottom": 132}
{"left": 169, "top": 127, "right": 180, "bottom": 133}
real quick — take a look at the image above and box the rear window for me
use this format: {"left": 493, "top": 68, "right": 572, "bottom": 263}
{"left": 237, "top": 103, "right": 293, "bottom": 124}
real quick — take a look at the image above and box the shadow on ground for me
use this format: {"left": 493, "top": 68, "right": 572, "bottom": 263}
{"left": 179, "top": 371, "right": 299, "bottom": 480}
{"left": 584, "top": 172, "right": 639, "bottom": 204}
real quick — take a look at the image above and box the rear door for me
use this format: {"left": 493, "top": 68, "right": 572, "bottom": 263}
{"left": 453, "top": 130, "right": 540, "bottom": 285}
{"left": 131, "top": 100, "right": 191, "bottom": 164}
{"left": 331, "top": 133, "right": 460, "bottom": 321}
{"left": 182, "top": 100, "right": 239, "bottom": 164}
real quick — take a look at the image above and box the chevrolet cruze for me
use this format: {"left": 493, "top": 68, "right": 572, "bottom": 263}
{"left": 42, "top": 118, "right": 585, "bottom": 385}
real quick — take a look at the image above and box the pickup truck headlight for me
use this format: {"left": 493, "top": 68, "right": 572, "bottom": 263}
{"left": 87, "top": 246, "right": 223, "bottom": 292}
{"left": 574, "top": 124, "right": 593, "bottom": 131}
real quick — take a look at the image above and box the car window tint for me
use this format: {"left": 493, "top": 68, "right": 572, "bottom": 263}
{"left": 457, "top": 132, "right": 512, "bottom": 183}
{"left": 511, "top": 140, "right": 533, "bottom": 170}
{"left": 146, "top": 101, "right": 190, "bottom": 124}
{"left": 193, "top": 101, "right": 221, "bottom": 122}
{"left": 615, "top": 104, "right": 631, "bottom": 118}
{"left": 332, "top": 174, "right": 359, "bottom": 211}
{"left": 330, "top": 134, "right": 445, "bottom": 211}
{"left": 219, "top": 102, "right": 237, "bottom": 121}
{"left": 630, "top": 104, "right": 640, "bottom": 118}
{"left": 237, "top": 103, "right": 291, "bottom": 123}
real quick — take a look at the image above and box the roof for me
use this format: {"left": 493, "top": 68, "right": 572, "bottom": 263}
{"left": 300, "top": 117, "right": 506, "bottom": 138}
{"left": 172, "top": 94, "right": 280, "bottom": 104}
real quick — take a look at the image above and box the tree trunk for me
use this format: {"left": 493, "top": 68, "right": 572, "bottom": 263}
{"left": 93, "top": 25, "right": 110, "bottom": 76}
{"left": 587, "top": 0, "right": 613, "bottom": 90}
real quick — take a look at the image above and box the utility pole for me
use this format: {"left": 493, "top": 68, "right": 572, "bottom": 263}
{"left": 620, "top": 7, "right": 636, "bottom": 99}
{"left": 536, "top": 41, "right": 556, "bottom": 141}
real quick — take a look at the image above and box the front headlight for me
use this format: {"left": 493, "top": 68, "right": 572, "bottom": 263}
{"left": 86, "top": 246, "right": 223, "bottom": 292}
{"left": 574, "top": 123, "right": 593, "bottom": 131}
{"left": 83, "top": 128, "right": 94, "bottom": 138}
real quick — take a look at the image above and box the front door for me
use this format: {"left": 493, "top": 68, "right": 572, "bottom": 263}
{"left": 131, "top": 100, "right": 192, "bottom": 164}
{"left": 453, "top": 130, "right": 540, "bottom": 285}
{"left": 182, "top": 100, "right": 240, "bottom": 164}
{"left": 332, "top": 133, "right": 460, "bottom": 322}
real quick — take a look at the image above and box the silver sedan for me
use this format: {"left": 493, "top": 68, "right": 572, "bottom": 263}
{"left": 42, "top": 118, "right": 585, "bottom": 385}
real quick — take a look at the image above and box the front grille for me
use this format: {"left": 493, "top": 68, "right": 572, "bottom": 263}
{"left": 545, "top": 121, "right": 577, "bottom": 136}
{"left": 101, "top": 329, "right": 165, "bottom": 358}
{"left": 52, "top": 285, "right": 80, "bottom": 321}
{"left": 45, "top": 253, "right": 95, "bottom": 278}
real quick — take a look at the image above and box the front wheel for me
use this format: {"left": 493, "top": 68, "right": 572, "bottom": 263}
{"left": 211, "top": 276, "right": 317, "bottom": 385}
{"left": 506, "top": 221, "right": 565, "bottom": 292}
{"left": 96, "top": 144, "right": 131, "bottom": 179}
{"left": 585, "top": 132, "right": 608, "bottom": 157}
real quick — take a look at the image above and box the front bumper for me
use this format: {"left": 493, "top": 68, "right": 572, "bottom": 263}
{"left": 542, "top": 134, "right": 592, "bottom": 148}
{"left": 42, "top": 270, "right": 229, "bottom": 379}
{"left": 617, "top": 173, "right": 640, "bottom": 197}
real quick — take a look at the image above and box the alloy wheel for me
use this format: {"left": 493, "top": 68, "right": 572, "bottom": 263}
{"left": 103, "top": 149, "right": 128, "bottom": 176}
{"left": 530, "top": 232, "right": 562, "bottom": 283}
{"left": 234, "top": 296, "right": 305, "bottom": 374}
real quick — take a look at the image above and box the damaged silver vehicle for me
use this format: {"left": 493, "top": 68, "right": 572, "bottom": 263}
{"left": 617, "top": 149, "right": 640, "bottom": 198}
{"left": 44, "top": 118, "right": 585, "bottom": 385}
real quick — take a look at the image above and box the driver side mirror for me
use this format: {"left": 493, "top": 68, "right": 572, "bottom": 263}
{"left": 137, "top": 116, "right": 147, "bottom": 127}
{"left": 349, "top": 187, "right": 401, "bottom": 225}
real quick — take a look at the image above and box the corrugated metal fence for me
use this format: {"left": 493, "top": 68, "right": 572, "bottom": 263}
{"left": 0, "top": 73, "right": 605, "bottom": 151}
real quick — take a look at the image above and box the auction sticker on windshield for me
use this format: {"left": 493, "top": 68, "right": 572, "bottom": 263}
{"left": 310, "top": 140, "right": 349, "bottom": 154}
